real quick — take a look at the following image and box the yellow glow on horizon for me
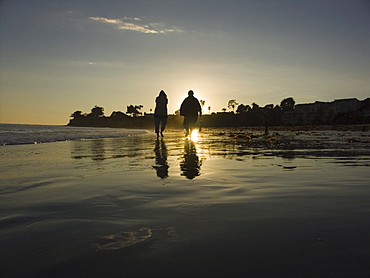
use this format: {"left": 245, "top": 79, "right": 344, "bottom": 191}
{"left": 166, "top": 73, "right": 219, "bottom": 114}
{"left": 169, "top": 89, "right": 209, "bottom": 113}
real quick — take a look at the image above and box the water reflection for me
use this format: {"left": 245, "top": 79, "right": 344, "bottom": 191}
{"left": 190, "top": 129, "right": 199, "bottom": 142}
{"left": 180, "top": 139, "right": 202, "bottom": 179}
{"left": 91, "top": 140, "right": 106, "bottom": 160}
{"left": 68, "top": 130, "right": 369, "bottom": 181}
{"left": 70, "top": 137, "right": 152, "bottom": 162}
{"left": 71, "top": 139, "right": 106, "bottom": 160}
{"left": 152, "top": 138, "right": 169, "bottom": 179}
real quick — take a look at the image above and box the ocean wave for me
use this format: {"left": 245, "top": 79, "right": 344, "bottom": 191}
{"left": 0, "top": 124, "right": 147, "bottom": 145}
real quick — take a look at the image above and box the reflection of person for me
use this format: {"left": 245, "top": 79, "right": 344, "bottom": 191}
{"left": 153, "top": 138, "right": 169, "bottom": 178}
{"left": 154, "top": 90, "right": 168, "bottom": 137}
{"left": 180, "top": 90, "right": 202, "bottom": 136}
{"left": 180, "top": 139, "right": 201, "bottom": 179}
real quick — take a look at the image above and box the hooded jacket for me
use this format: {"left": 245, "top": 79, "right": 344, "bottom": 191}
{"left": 154, "top": 93, "right": 168, "bottom": 117}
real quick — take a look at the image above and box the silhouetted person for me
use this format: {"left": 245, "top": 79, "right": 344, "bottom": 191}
{"left": 154, "top": 90, "right": 168, "bottom": 137}
{"left": 153, "top": 138, "right": 169, "bottom": 178}
{"left": 180, "top": 90, "right": 202, "bottom": 136}
{"left": 180, "top": 139, "right": 201, "bottom": 179}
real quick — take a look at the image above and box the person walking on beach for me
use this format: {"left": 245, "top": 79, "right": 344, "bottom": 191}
{"left": 180, "top": 90, "right": 202, "bottom": 136}
{"left": 154, "top": 90, "right": 168, "bottom": 137}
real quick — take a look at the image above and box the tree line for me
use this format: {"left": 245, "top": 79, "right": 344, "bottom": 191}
{"left": 68, "top": 97, "right": 370, "bottom": 128}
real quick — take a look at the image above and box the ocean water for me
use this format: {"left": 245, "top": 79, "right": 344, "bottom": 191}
{"left": 1, "top": 126, "right": 370, "bottom": 277}
{"left": 0, "top": 124, "right": 147, "bottom": 145}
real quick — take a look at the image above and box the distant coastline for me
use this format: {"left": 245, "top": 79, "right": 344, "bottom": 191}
{"left": 68, "top": 97, "right": 370, "bottom": 129}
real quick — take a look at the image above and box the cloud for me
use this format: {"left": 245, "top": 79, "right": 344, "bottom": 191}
{"left": 89, "top": 16, "right": 182, "bottom": 34}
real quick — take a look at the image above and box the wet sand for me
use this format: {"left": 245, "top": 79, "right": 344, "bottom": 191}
{"left": 1, "top": 125, "right": 370, "bottom": 277}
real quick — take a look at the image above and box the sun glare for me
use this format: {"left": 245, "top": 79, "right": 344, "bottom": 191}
{"left": 190, "top": 129, "right": 199, "bottom": 142}
{"left": 169, "top": 76, "right": 216, "bottom": 114}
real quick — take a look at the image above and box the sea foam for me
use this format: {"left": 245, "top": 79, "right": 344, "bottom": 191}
{"left": 0, "top": 124, "right": 146, "bottom": 145}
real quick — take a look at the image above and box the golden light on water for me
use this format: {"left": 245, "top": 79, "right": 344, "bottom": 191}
{"left": 190, "top": 129, "right": 199, "bottom": 142}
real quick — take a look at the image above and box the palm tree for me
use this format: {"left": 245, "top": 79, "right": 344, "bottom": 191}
{"left": 200, "top": 100, "right": 205, "bottom": 114}
{"left": 228, "top": 99, "right": 238, "bottom": 112}
{"left": 126, "top": 105, "right": 143, "bottom": 117}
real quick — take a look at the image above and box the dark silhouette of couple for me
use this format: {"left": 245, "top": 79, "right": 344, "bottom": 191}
{"left": 154, "top": 90, "right": 202, "bottom": 137}
{"left": 153, "top": 135, "right": 201, "bottom": 180}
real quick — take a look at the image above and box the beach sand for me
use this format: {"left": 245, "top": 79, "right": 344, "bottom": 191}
{"left": 1, "top": 125, "right": 370, "bottom": 277}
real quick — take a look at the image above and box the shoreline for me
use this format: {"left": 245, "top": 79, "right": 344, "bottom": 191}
{"left": 1, "top": 123, "right": 369, "bottom": 147}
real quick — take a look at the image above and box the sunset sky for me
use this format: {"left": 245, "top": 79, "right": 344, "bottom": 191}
{"left": 1, "top": 0, "right": 369, "bottom": 125}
